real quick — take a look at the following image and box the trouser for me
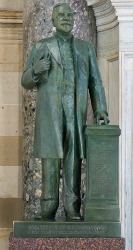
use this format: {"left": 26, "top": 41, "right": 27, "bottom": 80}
{"left": 41, "top": 92, "right": 81, "bottom": 216}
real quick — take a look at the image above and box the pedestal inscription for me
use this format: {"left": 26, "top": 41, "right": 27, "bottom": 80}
{"left": 84, "top": 125, "right": 121, "bottom": 227}
{"left": 13, "top": 221, "right": 121, "bottom": 238}
{"left": 89, "top": 140, "right": 117, "bottom": 200}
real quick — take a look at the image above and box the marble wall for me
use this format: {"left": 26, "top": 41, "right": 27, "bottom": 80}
{"left": 97, "top": 25, "right": 119, "bottom": 125}
{"left": 0, "top": 0, "right": 23, "bottom": 249}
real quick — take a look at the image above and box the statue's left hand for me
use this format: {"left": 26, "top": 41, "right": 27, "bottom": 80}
{"left": 96, "top": 112, "right": 110, "bottom": 125}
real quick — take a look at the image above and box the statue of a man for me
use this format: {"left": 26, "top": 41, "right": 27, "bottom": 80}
{"left": 21, "top": 2, "right": 109, "bottom": 221}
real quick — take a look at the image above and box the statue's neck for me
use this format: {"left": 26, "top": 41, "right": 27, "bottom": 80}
{"left": 55, "top": 30, "right": 72, "bottom": 40}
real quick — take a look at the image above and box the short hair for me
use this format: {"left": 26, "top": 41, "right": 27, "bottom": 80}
{"left": 52, "top": 2, "right": 73, "bottom": 19}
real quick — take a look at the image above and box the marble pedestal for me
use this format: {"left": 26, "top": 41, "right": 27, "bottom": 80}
{"left": 9, "top": 236, "right": 125, "bottom": 250}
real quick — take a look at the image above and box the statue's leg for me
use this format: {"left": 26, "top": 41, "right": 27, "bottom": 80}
{"left": 40, "top": 158, "right": 60, "bottom": 219}
{"left": 62, "top": 95, "right": 82, "bottom": 221}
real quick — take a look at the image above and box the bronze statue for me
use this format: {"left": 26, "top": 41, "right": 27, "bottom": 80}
{"left": 21, "top": 2, "right": 109, "bottom": 221}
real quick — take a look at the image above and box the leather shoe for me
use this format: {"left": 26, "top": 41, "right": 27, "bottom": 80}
{"left": 66, "top": 213, "right": 82, "bottom": 221}
{"left": 34, "top": 212, "right": 55, "bottom": 221}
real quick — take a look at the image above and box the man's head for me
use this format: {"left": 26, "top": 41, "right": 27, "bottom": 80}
{"left": 52, "top": 3, "right": 74, "bottom": 36}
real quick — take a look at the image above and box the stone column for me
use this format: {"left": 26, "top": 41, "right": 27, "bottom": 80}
{"left": 112, "top": 2, "right": 133, "bottom": 249}
{"left": 23, "top": 0, "right": 96, "bottom": 219}
{"left": 86, "top": 1, "right": 133, "bottom": 249}
{"left": 0, "top": 0, "right": 23, "bottom": 249}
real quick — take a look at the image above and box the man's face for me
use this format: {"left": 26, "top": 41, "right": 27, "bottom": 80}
{"left": 53, "top": 5, "right": 74, "bottom": 35}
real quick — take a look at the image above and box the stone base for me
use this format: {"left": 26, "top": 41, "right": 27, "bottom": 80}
{"left": 9, "top": 236, "right": 125, "bottom": 250}
{"left": 13, "top": 221, "right": 121, "bottom": 238}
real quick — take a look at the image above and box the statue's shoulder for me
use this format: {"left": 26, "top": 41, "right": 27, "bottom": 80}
{"left": 74, "top": 37, "right": 94, "bottom": 51}
{"left": 34, "top": 36, "right": 55, "bottom": 49}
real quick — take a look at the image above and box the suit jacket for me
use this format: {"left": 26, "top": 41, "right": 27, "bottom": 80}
{"left": 21, "top": 35, "right": 107, "bottom": 158}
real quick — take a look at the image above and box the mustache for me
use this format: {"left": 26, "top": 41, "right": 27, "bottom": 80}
{"left": 61, "top": 23, "right": 72, "bottom": 25}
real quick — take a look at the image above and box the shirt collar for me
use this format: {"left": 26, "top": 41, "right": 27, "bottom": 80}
{"left": 55, "top": 32, "right": 73, "bottom": 44}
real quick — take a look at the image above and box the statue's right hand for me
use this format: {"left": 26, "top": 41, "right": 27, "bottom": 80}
{"left": 33, "top": 56, "right": 51, "bottom": 75}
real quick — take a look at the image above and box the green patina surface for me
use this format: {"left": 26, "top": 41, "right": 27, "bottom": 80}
{"left": 84, "top": 125, "right": 121, "bottom": 224}
{"left": 13, "top": 221, "right": 121, "bottom": 238}
{"left": 21, "top": 3, "right": 109, "bottom": 221}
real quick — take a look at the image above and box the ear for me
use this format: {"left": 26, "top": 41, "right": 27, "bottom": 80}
{"left": 52, "top": 18, "right": 55, "bottom": 27}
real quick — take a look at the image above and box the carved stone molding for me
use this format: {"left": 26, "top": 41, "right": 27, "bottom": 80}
{"left": 86, "top": 0, "right": 118, "bottom": 31}
{"left": 0, "top": 11, "right": 23, "bottom": 40}
{"left": 0, "top": 0, "right": 23, "bottom": 11}
{"left": 0, "top": 10, "right": 23, "bottom": 24}
{"left": 86, "top": 0, "right": 101, "bottom": 6}
{"left": 111, "top": 0, "right": 133, "bottom": 22}
{"left": 86, "top": 0, "right": 133, "bottom": 22}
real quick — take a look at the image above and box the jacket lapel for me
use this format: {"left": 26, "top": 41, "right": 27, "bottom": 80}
{"left": 73, "top": 37, "right": 87, "bottom": 67}
{"left": 73, "top": 37, "right": 88, "bottom": 79}
{"left": 47, "top": 36, "right": 87, "bottom": 70}
{"left": 47, "top": 37, "right": 63, "bottom": 69}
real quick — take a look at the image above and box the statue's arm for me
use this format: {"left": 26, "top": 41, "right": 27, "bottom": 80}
{"left": 88, "top": 42, "right": 109, "bottom": 124}
{"left": 21, "top": 42, "right": 51, "bottom": 90}
{"left": 21, "top": 43, "right": 40, "bottom": 90}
